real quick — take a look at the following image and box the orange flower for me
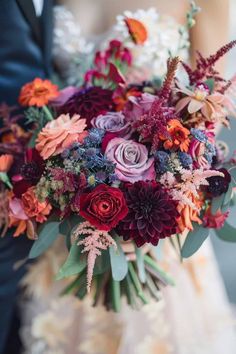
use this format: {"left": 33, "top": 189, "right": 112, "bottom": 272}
{"left": 0, "top": 154, "right": 13, "bottom": 172}
{"left": 19, "top": 78, "right": 59, "bottom": 107}
{"left": 177, "top": 192, "right": 203, "bottom": 232}
{"left": 36, "top": 114, "right": 88, "bottom": 160}
{"left": 161, "top": 119, "right": 190, "bottom": 152}
{"left": 22, "top": 187, "right": 52, "bottom": 223}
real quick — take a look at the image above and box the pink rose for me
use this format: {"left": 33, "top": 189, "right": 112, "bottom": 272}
{"left": 91, "top": 112, "right": 132, "bottom": 138}
{"left": 124, "top": 93, "right": 156, "bottom": 122}
{"left": 188, "top": 139, "right": 210, "bottom": 169}
{"left": 105, "top": 138, "right": 155, "bottom": 183}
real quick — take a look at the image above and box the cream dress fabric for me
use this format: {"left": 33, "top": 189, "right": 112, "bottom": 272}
{"left": 20, "top": 6, "right": 236, "bottom": 354}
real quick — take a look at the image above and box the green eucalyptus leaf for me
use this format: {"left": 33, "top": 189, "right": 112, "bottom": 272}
{"left": 56, "top": 244, "right": 86, "bottom": 280}
{"left": 229, "top": 167, "right": 236, "bottom": 187}
{"left": 215, "top": 221, "right": 236, "bottom": 242}
{"left": 109, "top": 236, "right": 128, "bottom": 281}
{"left": 223, "top": 183, "right": 233, "bottom": 206}
{"left": 29, "top": 221, "right": 60, "bottom": 259}
{"left": 59, "top": 215, "right": 84, "bottom": 236}
{"left": 211, "top": 194, "right": 225, "bottom": 214}
{"left": 93, "top": 250, "right": 110, "bottom": 275}
{"left": 135, "top": 246, "right": 146, "bottom": 283}
{"left": 181, "top": 223, "right": 209, "bottom": 258}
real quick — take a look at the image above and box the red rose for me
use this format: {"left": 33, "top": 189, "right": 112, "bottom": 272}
{"left": 79, "top": 184, "right": 128, "bottom": 231}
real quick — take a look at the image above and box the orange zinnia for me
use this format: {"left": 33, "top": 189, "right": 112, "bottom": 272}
{"left": 161, "top": 119, "right": 190, "bottom": 152}
{"left": 0, "top": 154, "right": 14, "bottom": 172}
{"left": 19, "top": 78, "right": 59, "bottom": 107}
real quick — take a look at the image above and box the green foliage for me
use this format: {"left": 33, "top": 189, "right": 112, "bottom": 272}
{"left": 181, "top": 223, "right": 209, "bottom": 258}
{"left": 109, "top": 235, "right": 128, "bottom": 281}
{"left": 56, "top": 243, "right": 87, "bottom": 280}
{"left": 25, "top": 107, "right": 50, "bottom": 147}
{"left": 29, "top": 221, "right": 60, "bottom": 259}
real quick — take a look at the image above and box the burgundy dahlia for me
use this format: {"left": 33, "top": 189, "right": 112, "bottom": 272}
{"left": 60, "top": 87, "right": 114, "bottom": 127}
{"left": 207, "top": 168, "right": 231, "bottom": 197}
{"left": 119, "top": 181, "right": 179, "bottom": 247}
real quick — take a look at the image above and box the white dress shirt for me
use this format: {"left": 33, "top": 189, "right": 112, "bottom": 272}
{"left": 32, "top": 0, "right": 44, "bottom": 17}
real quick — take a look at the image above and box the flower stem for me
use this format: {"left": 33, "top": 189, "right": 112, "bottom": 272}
{"left": 111, "top": 279, "right": 121, "bottom": 312}
{"left": 128, "top": 262, "right": 148, "bottom": 305}
{"left": 42, "top": 105, "right": 53, "bottom": 121}
{"left": 144, "top": 255, "right": 175, "bottom": 286}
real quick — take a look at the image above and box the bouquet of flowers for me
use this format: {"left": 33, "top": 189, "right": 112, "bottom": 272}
{"left": 1, "top": 7, "right": 236, "bottom": 312}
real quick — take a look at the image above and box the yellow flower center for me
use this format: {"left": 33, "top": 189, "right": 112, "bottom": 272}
{"left": 194, "top": 88, "right": 208, "bottom": 101}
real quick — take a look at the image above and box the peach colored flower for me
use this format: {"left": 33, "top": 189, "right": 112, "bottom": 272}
{"left": 19, "top": 78, "right": 59, "bottom": 107}
{"left": 177, "top": 192, "right": 203, "bottom": 232}
{"left": 160, "top": 119, "right": 190, "bottom": 152}
{"left": 21, "top": 187, "right": 52, "bottom": 223}
{"left": 0, "top": 154, "right": 13, "bottom": 172}
{"left": 8, "top": 196, "right": 37, "bottom": 239}
{"left": 36, "top": 114, "right": 87, "bottom": 160}
{"left": 176, "top": 83, "right": 230, "bottom": 125}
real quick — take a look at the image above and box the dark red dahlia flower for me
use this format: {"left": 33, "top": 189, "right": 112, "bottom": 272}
{"left": 21, "top": 148, "right": 45, "bottom": 183}
{"left": 206, "top": 168, "right": 231, "bottom": 197}
{"left": 12, "top": 148, "right": 45, "bottom": 197}
{"left": 59, "top": 87, "right": 114, "bottom": 127}
{"left": 119, "top": 181, "right": 179, "bottom": 247}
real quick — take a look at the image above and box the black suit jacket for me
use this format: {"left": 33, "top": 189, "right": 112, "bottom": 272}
{"left": 0, "top": 0, "right": 53, "bottom": 105}
{"left": 0, "top": 3, "right": 54, "bottom": 353}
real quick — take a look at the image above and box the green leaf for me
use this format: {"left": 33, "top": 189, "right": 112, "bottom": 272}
{"left": 229, "top": 167, "right": 236, "bottom": 187}
{"left": 29, "top": 221, "right": 60, "bottom": 259}
{"left": 181, "top": 223, "right": 209, "bottom": 258}
{"left": 135, "top": 246, "right": 146, "bottom": 283}
{"left": 56, "top": 244, "right": 86, "bottom": 280}
{"left": 59, "top": 215, "right": 83, "bottom": 236}
{"left": 109, "top": 236, "right": 128, "bottom": 281}
{"left": 223, "top": 183, "right": 233, "bottom": 207}
{"left": 93, "top": 250, "right": 110, "bottom": 275}
{"left": 211, "top": 194, "right": 225, "bottom": 214}
{"left": 204, "top": 78, "right": 215, "bottom": 93}
{"left": 215, "top": 221, "right": 236, "bottom": 242}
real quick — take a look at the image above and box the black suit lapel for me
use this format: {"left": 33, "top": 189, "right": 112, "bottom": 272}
{"left": 16, "top": 0, "right": 42, "bottom": 45}
{"left": 41, "top": 0, "right": 53, "bottom": 75}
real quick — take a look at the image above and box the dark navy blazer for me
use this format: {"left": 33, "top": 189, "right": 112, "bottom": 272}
{"left": 0, "top": 1, "right": 53, "bottom": 352}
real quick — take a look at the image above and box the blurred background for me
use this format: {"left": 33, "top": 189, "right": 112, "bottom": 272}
{"left": 212, "top": 0, "right": 236, "bottom": 306}
{"left": 59, "top": 0, "right": 236, "bottom": 305}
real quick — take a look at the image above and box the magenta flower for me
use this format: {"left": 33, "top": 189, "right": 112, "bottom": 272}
{"left": 124, "top": 92, "right": 156, "bottom": 122}
{"left": 105, "top": 137, "right": 155, "bottom": 183}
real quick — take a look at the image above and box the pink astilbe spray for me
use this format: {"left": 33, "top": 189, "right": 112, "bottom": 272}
{"left": 160, "top": 168, "right": 224, "bottom": 210}
{"left": 72, "top": 221, "right": 117, "bottom": 293}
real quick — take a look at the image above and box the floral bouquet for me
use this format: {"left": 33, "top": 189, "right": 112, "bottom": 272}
{"left": 1, "top": 7, "right": 236, "bottom": 311}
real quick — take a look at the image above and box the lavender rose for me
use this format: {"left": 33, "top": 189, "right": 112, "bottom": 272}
{"left": 105, "top": 137, "right": 155, "bottom": 182}
{"left": 91, "top": 112, "right": 132, "bottom": 138}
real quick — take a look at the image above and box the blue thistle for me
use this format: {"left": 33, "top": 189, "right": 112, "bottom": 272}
{"left": 190, "top": 128, "right": 207, "bottom": 142}
{"left": 178, "top": 152, "right": 193, "bottom": 169}
{"left": 154, "top": 151, "right": 170, "bottom": 174}
{"left": 83, "top": 128, "right": 105, "bottom": 147}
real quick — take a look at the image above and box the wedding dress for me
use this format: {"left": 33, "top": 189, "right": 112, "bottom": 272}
{"left": 20, "top": 6, "right": 236, "bottom": 354}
